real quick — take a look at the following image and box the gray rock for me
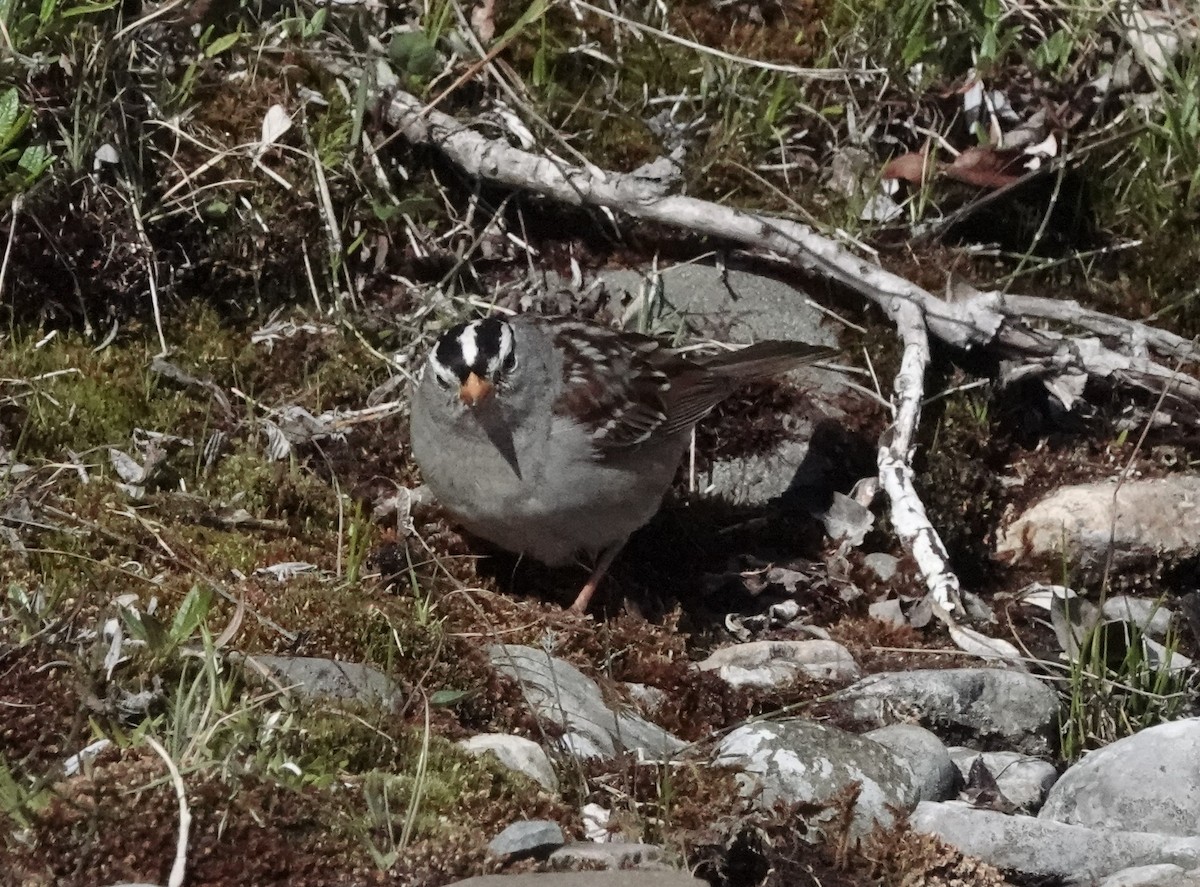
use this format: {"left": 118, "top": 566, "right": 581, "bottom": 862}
{"left": 832, "top": 668, "right": 1060, "bottom": 754}
{"left": 714, "top": 718, "right": 917, "bottom": 834}
{"left": 949, "top": 748, "right": 1058, "bottom": 811}
{"left": 594, "top": 265, "right": 837, "bottom": 351}
{"left": 241, "top": 655, "right": 400, "bottom": 708}
{"left": 863, "top": 552, "right": 899, "bottom": 582}
{"left": 1040, "top": 718, "right": 1200, "bottom": 836}
{"left": 696, "top": 639, "right": 861, "bottom": 690}
{"left": 1096, "top": 865, "right": 1200, "bottom": 887}
{"left": 591, "top": 265, "right": 844, "bottom": 506}
{"left": 488, "top": 645, "right": 684, "bottom": 759}
{"left": 868, "top": 598, "right": 907, "bottom": 628}
{"left": 1101, "top": 595, "right": 1174, "bottom": 640}
{"left": 549, "top": 842, "right": 665, "bottom": 870}
{"left": 459, "top": 733, "right": 558, "bottom": 792}
{"left": 450, "top": 873, "right": 707, "bottom": 887}
{"left": 912, "top": 801, "right": 1200, "bottom": 880}
{"left": 867, "top": 724, "right": 960, "bottom": 802}
{"left": 996, "top": 477, "right": 1200, "bottom": 568}
{"left": 488, "top": 820, "right": 565, "bottom": 857}
{"left": 623, "top": 682, "right": 669, "bottom": 714}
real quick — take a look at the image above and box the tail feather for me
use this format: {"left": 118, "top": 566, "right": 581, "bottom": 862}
{"left": 699, "top": 340, "right": 835, "bottom": 380}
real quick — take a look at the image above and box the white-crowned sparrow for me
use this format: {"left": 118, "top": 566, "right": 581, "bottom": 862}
{"left": 409, "top": 313, "right": 832, "bottom": 612}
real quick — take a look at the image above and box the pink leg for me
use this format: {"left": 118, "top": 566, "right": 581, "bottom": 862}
{"left": 568, "top": 543, "right": 623, "bottom": 614}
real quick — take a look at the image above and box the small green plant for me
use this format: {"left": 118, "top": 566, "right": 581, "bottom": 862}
{"left": 3, "top": 583, "right": 56, "bottom": 642}
{"left": 0, "top": 87, "right": 53, "bottom": 198}
{"left": 342, "top": 499, "right": 372, "bottom": 584}
{"left": 0, "top": 754, "right": 50, "bottom": 829}
{"left": 119, "top": 584, "right": 214, "bottom": 663}
{"left": 1060, "top": 605, "right": 1191, "bottom": 760}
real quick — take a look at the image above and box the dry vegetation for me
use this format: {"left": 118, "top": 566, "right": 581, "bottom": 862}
{"left": 2, "top": 0, "right": 1199, "bottom": 884}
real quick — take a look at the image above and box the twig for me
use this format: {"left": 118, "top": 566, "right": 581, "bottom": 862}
{"left": 875, "top": 295, "right": 966, "bottom": 618}
{"left": 367, "top": 85, "right": 1200, "bottom": 409}
{"left": 144, "top": 736, "right": 190, "bottom": 887}
{"left": 0, "top": 195, "right": 19, "bottom": 303}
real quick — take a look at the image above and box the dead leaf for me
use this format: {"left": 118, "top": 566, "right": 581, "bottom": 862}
{"left": 882, "top": 150, "right": 935, "bottom": 185}
{"left": 945, "top": 146, "right": 1024, "bottom": 189}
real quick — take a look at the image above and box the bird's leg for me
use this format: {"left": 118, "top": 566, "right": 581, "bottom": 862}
{"left": 568, "top": 542, "right": 624, "bottom": 614}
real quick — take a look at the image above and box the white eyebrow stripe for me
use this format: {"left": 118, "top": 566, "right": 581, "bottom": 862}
{"left": 458, "top": 324, "right": 479, "bottom": 368}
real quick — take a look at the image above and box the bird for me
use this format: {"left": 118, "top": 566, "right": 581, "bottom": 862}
{"left": 408, "top": 313, "right": 833, "bottom": 613}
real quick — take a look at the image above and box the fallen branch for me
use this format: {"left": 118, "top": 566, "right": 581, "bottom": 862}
{"left": 357, "top": 76, "right": 1199, "bottom": 621}
{"left": 875, "top": 294, "right": 966, "bottom": 619}
{"left": 145, "top": 735, "right": 190, "bottom": 887}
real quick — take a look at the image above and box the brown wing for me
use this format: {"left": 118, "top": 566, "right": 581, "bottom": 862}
{"left": 548, "top": 320, "right": 680, "bottom": 452}
{"left": 653, "top": 340, "right": 836, "bottom": 439}
{"left": 547, "top": 318, "right": 834, "bottom": 459}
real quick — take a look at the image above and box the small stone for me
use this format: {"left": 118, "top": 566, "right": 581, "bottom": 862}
{"left": 1097, "top": 864, "right": 1197, "bottom": 887}
{"left": 697, "top": 639, "right": 860, "bottom": 690}
{"left": 549, "top": 842, "right": 665, "bottom": 870}
{"left": 459, "top": 734, "right": 558, "bottom": 792}
{"left": 487, "top": 820, "right": 565, "bottom": 858}
{"left": 995, "top": 477, "right": 1200, "bottom": 568}
{"left": 1101, "top": 595, "right": 1174, "bottom": 640}
{"left": 912, "top": 801, "right": 1200, "bottom": 880}
{"left": 1040, "top": 718, "right": 1200, "bottom": 836}
{"left": 863, "top": 552, "right": 899, "bottom": 582}
{"left": 867, "top": 724, "right": 960, "bottom": 802}
{"left": 241, "top": 655, "right": 400, "bottom": 708}
{"left": 488, "top": 645, "right": 684, "bottom": 761}
{"left": 833, "top": 668, "right": 1060, "bottom": 754}
{"left": 868, "top": 598, "right": 907, "bottom": 628}
{"left": 714, "top": 718, "right": 917, "bottom": 835}
{"left": 449, "top": 872, "right": 708, "bottom": 886}
{"left": 949, "top": 748, "right": 1057, "bottom": 812}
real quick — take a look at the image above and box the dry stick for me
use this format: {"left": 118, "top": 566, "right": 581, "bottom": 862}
{"left": 363, "top": 82, "right": 1200, "bottom": 619}
{"left": 875, "top": 294, "right": 967, "bottom": 618}
{"left": 144, "top": 736, "right": 191, "bottom": 887}
{"left": 373, "top": 86, "right": 1200, "bottom": 402}
{"left": 0, "top": 195, "right": 18, "bottom": 302}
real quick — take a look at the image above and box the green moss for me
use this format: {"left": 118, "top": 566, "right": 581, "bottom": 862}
{"left": 0, "top": 335, "right": 183, "bottom": 458}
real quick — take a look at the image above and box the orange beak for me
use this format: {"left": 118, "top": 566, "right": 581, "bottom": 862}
{"left": 458, "top": 372, "right": 494, "bottom": 407}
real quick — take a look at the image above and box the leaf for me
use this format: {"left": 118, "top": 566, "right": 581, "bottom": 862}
{"left": 204, "top": 31, "right": 241, "bottom": 58}
{"left": 496, "top": 0, "right": 548, "bottom": 45}
{"left": 17, "top": 144, "right": 52, "bottom": 179}
{"left": 62, "top": 0, "right": 119, "bottom": 17}
{"left": 882, "top": 150, "right": 934, "bottom": 184}
{"left": 170, "top": 585, "right": 212, "bottom": 642}
{"left": 429, "top": 689, "right": 468, "bottom": 707}
{"left": 120, "top": 606, "right": 168, "bottom": 650}
{"left": 302, "top": 6, "right": 327, "bottom": 38}
{"left": 948, "top": 624, "right": 1028, "bottom": 670}
{"left": 108, "top": 447, "right": 145, "bottom": 484}
{"left": 259, "top": 104, "right": 292, "bottom": 148}
{"left": 0, "top": 93, "right": 30, "bottom": 156}
{"left": 1049, "top": 593, "right": 1102, "bottom": 662}
{"left": 945, "top": 146, "right": 1025, "bottom": 189}
{"left": 0, "top": 90, "right": 20, "bottom": 142}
